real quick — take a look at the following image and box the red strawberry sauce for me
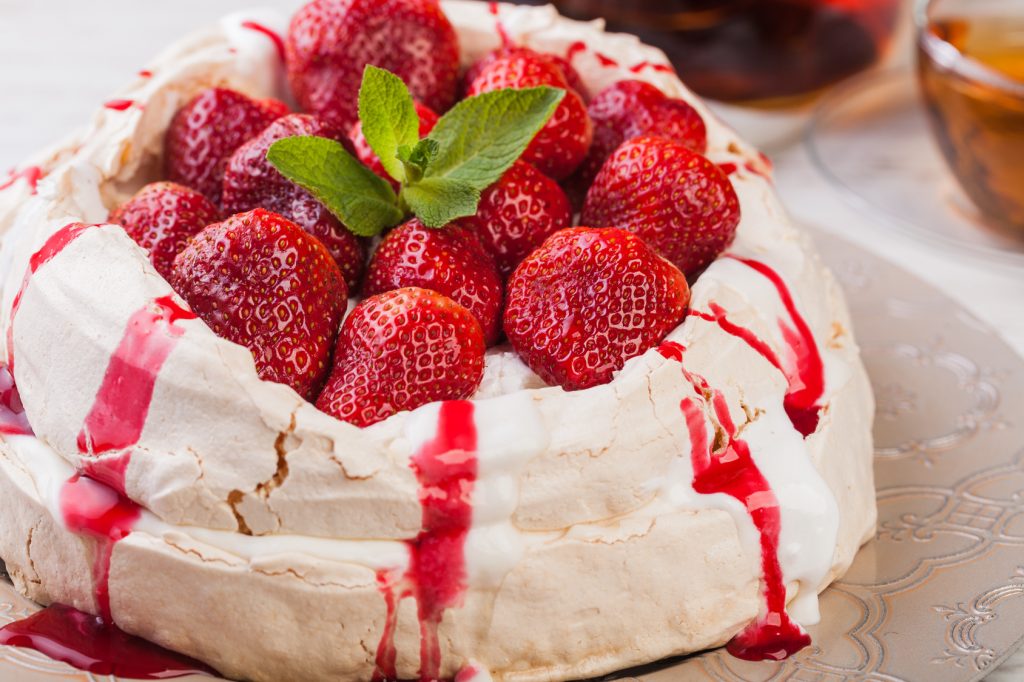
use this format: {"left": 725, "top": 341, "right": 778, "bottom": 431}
{"left": 104, "top": 99, "right": 138, "bottom": 111}
{"left": 240, "top": 20, "right": 286, "bottom": 61}
{"left": 0, "top": 364, "right": 31, "bottom": 436}
{"left": 691, "top": 256, "right": 826, "bottom": 437}
{"left": 658, "top": 341, "right": 811, "bottom": 661}
{"left": 76, "top": 295, "right": 196, "bottom": 493}
{"left": 1, "top": 229, "right": 211, "bottom": 677}
{"left": 374, "top": 400, "right": 478, "bottom": 681}
{"left": 0, "top": 469, "right": 217, "bottom": 679}
{"left": 7, "top": 222, "right": 93, "bottom": 371}
{"left": 0, "top": 166, "right": 43, "bottom": 194}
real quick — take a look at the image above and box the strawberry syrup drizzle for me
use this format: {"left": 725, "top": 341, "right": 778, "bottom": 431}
{"left": 693, "top": 257, "right": 826, "bottom": 437}
{"left": 658, "top": 341, "right": 811, "bottom": 661}
{"left": 0, "top": 166, "right": 43, "bottom": 194}
{"left": 7, "top": 222, "right": 93, "bottom": 371}
{"left": 486, "top": 1, "right": 513, "bottom": 48}
{"left": 103, "top": 99, "right": 138, "bottom": 111}
{"left": 0, "top": 363, "right": 31, "bottom": 436}
{"left": 76, "top": 295, "right": 196, "bottom": 493}
{"left": 0, "top": 291, "right": 213, "bottom": 677}
{"left": 374, "top": 401, "right": 478, "bottom": 681}
{"left": 60, "top": 474, "right": 141, "bottom": 622}
{"left": 240, "top": 20, "right": 286, "bottom": 61}
{"left": 566, "top": 40, "right": 587, "bottom": 62}
{"left": 0, "top": 473, "right": 218, "bottom": 678}
{"left": 564, "top": 41, "right": 618, "bottom": 69}
{"left": 629, "top": 61, "right": 675, "bottom": 74}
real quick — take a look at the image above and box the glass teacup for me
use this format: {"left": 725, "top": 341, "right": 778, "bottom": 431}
{"left": 917, "top": 0, "right": 1024, "bottom": 232}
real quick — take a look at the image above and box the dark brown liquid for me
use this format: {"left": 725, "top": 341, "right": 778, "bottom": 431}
{"left": 510, "top": 0, "right": 900, "bottom": 102}
{"left": 918, "top": 16, "right": 1024, "bottom": 230}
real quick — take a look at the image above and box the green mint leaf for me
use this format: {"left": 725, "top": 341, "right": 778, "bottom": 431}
{"left": 267, "top": 136, "right": 404, "bottom": 237}
{"left": 397, "top": 138, "right": 441, "bottom": 183}
{"left": 398, "top": 138, "right": 440, "bottom": 170}
{"left": 357, "top": 65, "right": 420, "bottom": 184}
{"left": 425, "top": 86, "right": 565, "bottom": 191}
{"left": 401, "top": 177, "right": 481, "bottom": 228}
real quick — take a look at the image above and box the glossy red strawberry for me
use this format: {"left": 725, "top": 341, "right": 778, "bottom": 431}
{"left": 170, "top": 209, "right": 347, "bottom": 399}
{"left": 286, "top": 0, "right": 459, "bottom": 131}
{"left": 582, "top": 136, "right": 741, "bottom": 276}
{"left": 258, "top": 98, "right": 291, "bottom": 120}
{"left": 165, "top": 88, "right": 285, "bottom": 205}
{"left": 463, "top": 45, "right": 586, "bottom": 100}
{"left": 467, "top": 52, "right": 593, "bottom": 181}
{"left": 363, "top": 219, "right": 503, "bottom": 345}
{"left": 222, "top": 113, "right": 366, "bottom": 289}
{"left": 503, "top": 227, "right": 690, "bottom": 391}
{"left": 568, "top": 80, "right": 707, "bottom": 201}
{"left": 109, "top": 182, "right": 220, "bottom": 280}
{"left": 349, "top": 102, "right": 438, "bottom": 189}
{"left": 460, "top": 160, "right": 571, "bottom": 278}
{"left": 316, "top": 287, "right": 485, "bottom": 427}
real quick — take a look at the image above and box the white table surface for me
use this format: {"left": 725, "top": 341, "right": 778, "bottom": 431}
{"left": 1, "top": 1, "right": 1022, "bottom": 679}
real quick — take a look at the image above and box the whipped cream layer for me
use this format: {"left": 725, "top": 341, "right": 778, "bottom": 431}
{"left": 0, "top": 3, "right": 876, "bottom": 680}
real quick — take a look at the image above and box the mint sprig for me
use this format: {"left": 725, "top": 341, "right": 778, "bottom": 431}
{"left": 357, "top": 65, "right": 420, "bottom": 184}
{"left": 266, "top": 136, "right": 404, "bottom": 237}
{"left": 268, "top": 66, "right": 564, "bottom": 232}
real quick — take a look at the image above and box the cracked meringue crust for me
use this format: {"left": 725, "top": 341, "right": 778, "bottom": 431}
{"left": 0, "top": 2, "right": 876, "bottom": 681}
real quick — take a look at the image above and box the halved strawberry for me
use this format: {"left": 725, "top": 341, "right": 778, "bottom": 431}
{"left": 316, "top": 287, "right": 485, "bottom": 427}
{"left": 363, "top": 219, "right": 503, "bottom": 345}
{"left": 582, "top": 136, "right": 740, "bottom": 276}
{"left": 467, "top": 52, "right": 593, "bottom": 181}
{"left": 503, "top": 227, "right": 690, "bottom": 391}
{"left": 170, "top": 209, "right": 347, "bottom": 399}
{"left": 222, "top": 113, "right": 367, "bottom": 289}
{"left": 165, "top": 87, "right": 285, "bottom": 205}
{"left": 286, "top": 0, "right": 459, "bottom": 131}
{"left": 349, "top": 101, "right": 439, "bottom": 189}
{"left": 460, "top": 160, "right": 571, "bottom": 278}
{"left": 567, "top": 80, "right": 707, "bottom": 203}
{"left": 109, "top": 182, "right": 220, "bottom": 280}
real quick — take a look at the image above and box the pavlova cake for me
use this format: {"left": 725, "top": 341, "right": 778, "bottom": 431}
{"left": 0, "top": 1, "right": 876, "bottom": 680}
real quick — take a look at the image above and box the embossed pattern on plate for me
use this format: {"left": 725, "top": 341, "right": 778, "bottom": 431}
{"left": 2, "top": 229, "right": 1023, "bottom": 681}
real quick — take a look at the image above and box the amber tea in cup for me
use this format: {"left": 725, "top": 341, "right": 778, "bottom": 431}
{"left": 917, "top": 0, "right": 1024, "bottom": 231}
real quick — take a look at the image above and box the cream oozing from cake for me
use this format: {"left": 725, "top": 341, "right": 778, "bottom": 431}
{"left": 0, "top": 3, "right": 876, "bottom": 680}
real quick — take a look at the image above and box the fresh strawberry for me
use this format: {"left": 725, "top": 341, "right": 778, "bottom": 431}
{"left": 165, "top": 87, "right": 284, "bottom": 205}
{"left": 349, "top": 102, "right": 439, "bottom": 189}
{"left": 459, "top": 160, "right": 571, "bottom": 278}
{"left": 286, "top": 0, "right": 459, "bottom": 131}
{"left": 463, "top": 45, "right": 586, "bottom": 100}
{"left": 467, "top": 52, "right": 593, "bottom": 181}
{"left": 258, "top": 98, "right": 292, "bottom": 120}
{"left": 109, "top": 182, "right": 220, "bottom": 280}
{"left": 582, "top": 136, "right": 740, "bottom": 276}
{"left": 363, "top": 219, "right": 503, "bottom": 345}
{"left": 503, "top": 227, "right": 690, "bottom": 391}
{"left": 170, "top": 209, "right": 347, "bottom": 399}
{"left": 567, "top": 80, "right": 707, "bottom": 202}
{"left": 222, "top": 113, "right": 367, "bottom": 289}
{"left": 316, "top": 287, "right": 485, "bottom": 427}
